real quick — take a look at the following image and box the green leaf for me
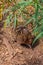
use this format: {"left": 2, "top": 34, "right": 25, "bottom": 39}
{"left": 32, "top": 32, "right": 43, "bottom": 45}
{"left": 6, "top": 13, "right": 13, "bottom": 26}
{"left": 6, "top": 18, "right": 10, "bottom": 26}
{"left": 24, "top": 15, "right": 35, "bottom": 26}
{"left": 11, "top": 0, "right": 33, "bottom": 11}
{"left": 14, "top": 14, "right": 17, "bottom": 28}
{"left": 35, "top": 4, "right": 39, "bottom": 26}
{"left": 33, "top": 25, "right": 43, "bottom": 34}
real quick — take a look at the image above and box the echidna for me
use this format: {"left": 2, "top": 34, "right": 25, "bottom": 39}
{"left": 15, "top": 25, "right": 34, "bottom": 48}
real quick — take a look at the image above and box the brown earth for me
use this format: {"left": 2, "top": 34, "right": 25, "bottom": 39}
{"left": 0, "top": 1, "right": 43, "bottom": 65}
{"left": 0, "top": 26, "right": 43, "bottom": 65}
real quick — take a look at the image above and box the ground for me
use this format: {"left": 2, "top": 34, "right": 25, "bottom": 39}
{"left": 0, "top": 27, "right": 43, "bottom": 65}
{"left": 0, "top": 1, "right": 43, "bottom": 64}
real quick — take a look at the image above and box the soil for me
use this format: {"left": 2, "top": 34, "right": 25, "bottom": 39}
{"left": 0, "top": 26, "right": 43, "bottom": 65}
{"left": 0, "top": 1, "right": 43, "bottom": 65}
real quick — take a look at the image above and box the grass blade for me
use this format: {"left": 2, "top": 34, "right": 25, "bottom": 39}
{"left": 14, "top": 14, "right": 17, "bottom": 28}
{"left": 32, "top": 32, "right": 43, "bottom": 45}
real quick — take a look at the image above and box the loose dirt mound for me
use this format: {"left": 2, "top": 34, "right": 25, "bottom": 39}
{"left": 0, "top": 27, "right": 43, "bottom": 65}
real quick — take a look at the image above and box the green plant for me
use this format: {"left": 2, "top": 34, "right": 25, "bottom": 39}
{"left": 32, "top": 0, "right": 43, "bottom": 45}
{"left": 3, "top": 0, "right": 33, "bottom": 27}
{"left": 3, "top": 0, "right": 43, "bottom": 46}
